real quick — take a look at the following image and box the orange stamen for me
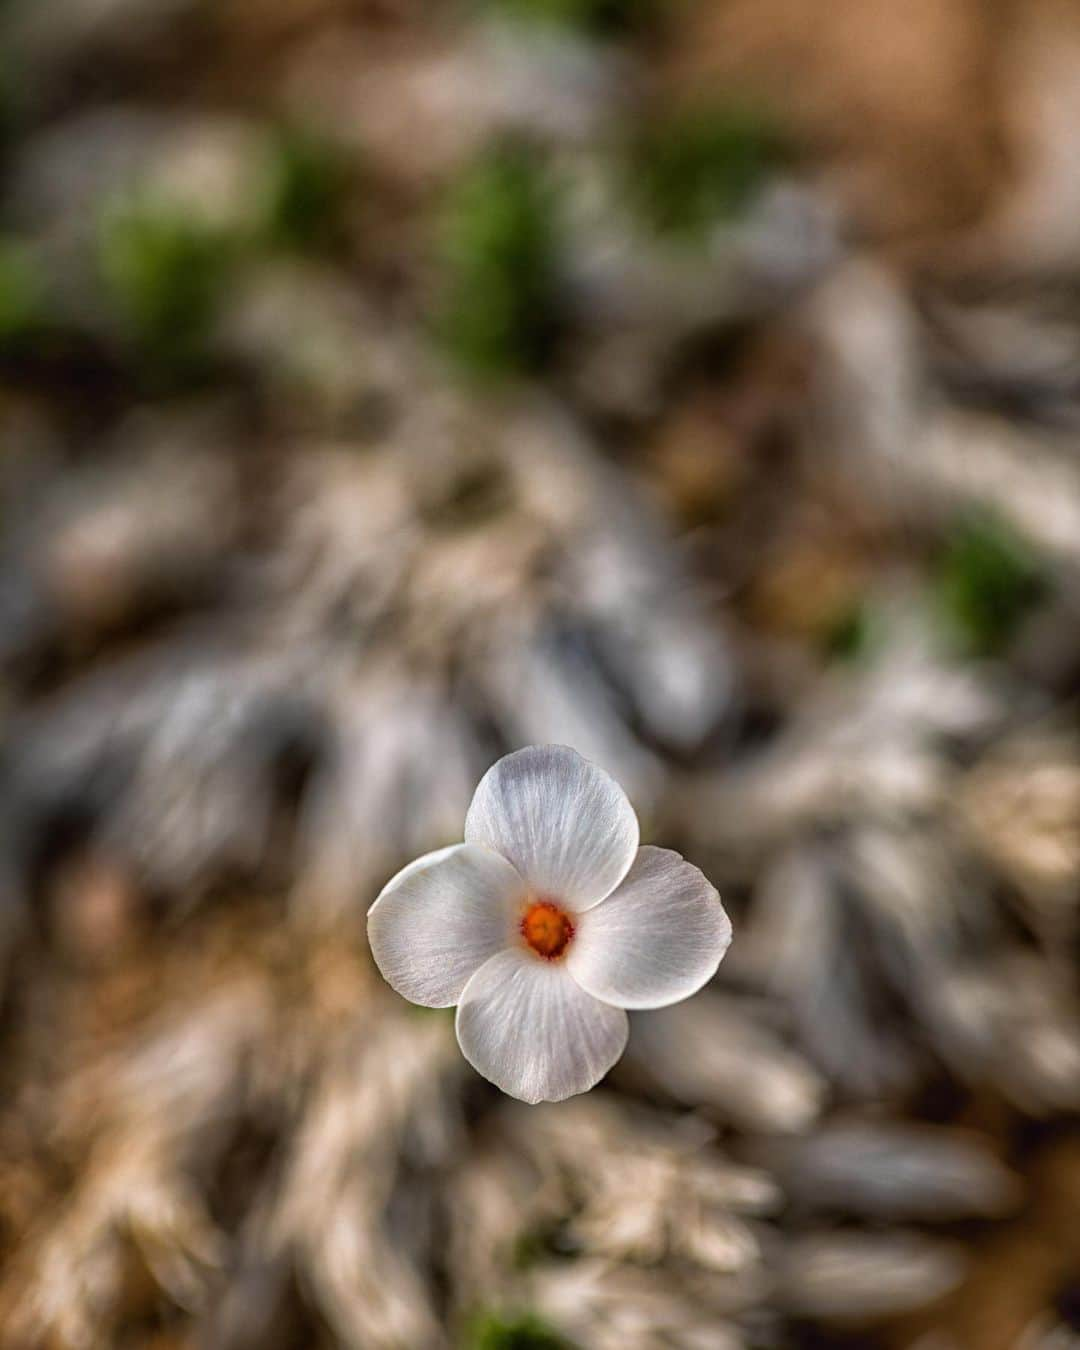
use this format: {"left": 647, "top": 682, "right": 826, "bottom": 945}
{"left": 520, "top": 899, "right": 574, "bottom": 960}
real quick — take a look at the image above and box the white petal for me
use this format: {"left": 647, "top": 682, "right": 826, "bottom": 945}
{"left": 455, "top": 948, "right": 629, "bottom": 1103}
{"left": 567, "top": 846, "right": 731, "bottom": 1009}
{"left": 464, "top": 745, "right": 639, "bottom": 911}
{"left": 367, "top": 844, "right": 525, "bottom": 1007}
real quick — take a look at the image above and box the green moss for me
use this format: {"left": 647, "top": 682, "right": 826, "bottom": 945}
{"left": 97, "top": 194, "right": 234, "bottom": 369}
{"left": 935, "top": 511, "right": 1047, "bottom": 656}
{"left": 823, "top": 600, "right": 882, "bottom": 664}
{"left": 436, "top": 143, "right": 557, "bottom": 379}
{"left": 0, "top": 239, "right": 44, "bottom": 348}
{"left": 463, "top": 1310, "right": 574, "bottom": 1350}
{"left": 260, "top": 127, "right": 351, "bottom": 251}
{"left": 629, "top": 101, "right": 787, "bottom": 238}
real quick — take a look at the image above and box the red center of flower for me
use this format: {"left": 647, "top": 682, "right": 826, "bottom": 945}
{"left": 520, "top": 899, "right": 574, "bottom": 960}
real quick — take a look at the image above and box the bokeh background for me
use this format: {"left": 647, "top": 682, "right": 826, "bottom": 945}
{"left": 0, "top": 0, "right": 1078, "bottom": 1346}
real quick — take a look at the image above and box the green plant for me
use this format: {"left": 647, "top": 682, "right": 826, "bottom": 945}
{"left": 0, "top": 239, "right": 44, "bottom": 348}
{"left": 630, "top": 101, "right": 787, "bottom": 238}
{"left": 464, "top": 1309, "right": 573, "bottom": 1350}
{"left": 437, "top": 143, "right": 557, "bottom": 378}
{"left": 260, "top": 127, "right": 350, "bottom": 251}
{"left": 97, "top": 194, "right": 234, "bottom": 369}
{"left": 823, "top": 599, "right": 882, "bottom": 663}
{"left": 935, "top": 511, "right": 1046, "bottom": 655}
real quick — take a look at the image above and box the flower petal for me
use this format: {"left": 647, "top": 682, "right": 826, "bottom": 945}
{"left": 567, "top": 846, "right": 731, "bottom": 1009}
{"left": 455, "top": 948, "right": 629, "bottom": 1103}
{"left": 464, "top": 745, "right": 639, "bottom": 911}
{"left": 367, "top": 844, "right": 525, "bottom": 1007}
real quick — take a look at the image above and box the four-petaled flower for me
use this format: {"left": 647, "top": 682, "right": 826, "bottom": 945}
{"left": 367, "top": 745, "right": 732, "bottom": 1103}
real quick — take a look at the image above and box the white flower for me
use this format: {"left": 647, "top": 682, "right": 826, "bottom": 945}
{"left": 367, "top": 744, "right": 732, "bottom": 1103}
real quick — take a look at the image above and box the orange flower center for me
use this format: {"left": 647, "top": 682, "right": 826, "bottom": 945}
{"left": 520, "top": 899, "right": 574, "bottom": 960}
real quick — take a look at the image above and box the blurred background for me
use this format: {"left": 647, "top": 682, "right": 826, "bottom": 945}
{"left": 0, "top": 0, "right": 1078, "bottom": 1346}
